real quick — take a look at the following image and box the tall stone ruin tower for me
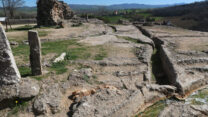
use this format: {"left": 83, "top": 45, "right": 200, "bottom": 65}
{"left": 37, "top": 0, "right": 74, "bottom": 26}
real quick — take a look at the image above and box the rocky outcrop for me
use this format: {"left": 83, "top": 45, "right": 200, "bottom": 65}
{"left": 37, "top": 0, "right": 74, "bottom": 26}
{"left": 0, "top": 25, "right": 21, "bottom": 85}
{"left": 33, "top": 83, "right": 63, "bottom": 115}
{"left": 159, "top": 103, "right": 208, "bottom": 117}
{"left": 0, "top": 78, "right": 40, "bottom": 109}
{"left": 71, "top": 83, "right": 176, "bottom": 117}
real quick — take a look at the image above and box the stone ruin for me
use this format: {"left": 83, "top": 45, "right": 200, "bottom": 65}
{"left": 37, "top": 0, "right": 74, "bottom": 26}
{"left": 0, "top": 25, "right": 40, "bottom": 107}
{"left": 28, "top": 30, "right": 42, "bottom": 76}
{"left": 0, "top": 25, "right": 21, "bottom": 85}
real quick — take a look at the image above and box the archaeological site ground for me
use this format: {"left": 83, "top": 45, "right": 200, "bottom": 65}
{"left": 0, "top": 0, "right": 208, "bottom": 117}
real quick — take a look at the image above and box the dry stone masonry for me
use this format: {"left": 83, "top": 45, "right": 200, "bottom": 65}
{"left": 0, "top": 25, "right": 21, "bottom": 85}
{"left": 28, "top": 30, "right": 42, "bottom": 76}
{"left": 37, "top": 0, "right": 74, "bottom": 26}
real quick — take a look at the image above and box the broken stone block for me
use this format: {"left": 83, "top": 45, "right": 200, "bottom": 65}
{"left": 53, "top": 52, "right": 66, "bottom": 63}
{"left": 0, "top": 78, "right": 40, "bottom": 103}
{"left": 28, "top": 30, "right": 42, "bottom": 76}
{"left": 0, "top": 25, "right": 21, "bottom": 85}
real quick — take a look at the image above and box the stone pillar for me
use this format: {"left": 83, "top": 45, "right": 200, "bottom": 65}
{"left": 28, "top": 30, "right": 42, "bottom": 76}
{"left": 0, "top": 25, "right": 21, "bottom": 85}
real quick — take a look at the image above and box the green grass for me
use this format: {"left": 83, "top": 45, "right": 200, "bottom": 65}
{"left": 12, "top": 44, "right": 29, "bottom": 56}
{"left": 8, "top": 25, "right": 34, "bottom": 32}
{"left": 11, "top": 44, "right": 30, "bottom": 63}
{"left": 7, "top": 100, "right": 29, "bottom": 116}
{"left": 7, "top": 24, "right": 61, "bottom": 32}
{"left": 83, "top": 75, "right": 91, "bottom": 84}
{"left": 12, "top": 39, "right": 108, "bottom": 75}
{"left": 31, "top": 76, "right": 44, "bottom": 81}
{"left": 18, "top": 66, "right": 31, "bottom": 77}
{"left": 94, "top": 47, "right": 107, "bottom": 60}
{"left": 190, "top": 89, "right": 208, "bottom": 99}
{"left": 137, "top": 100, "right": 166, "bottom": 117}
{"left": 41, "top": 39, "right": 82, "bottom": 55}
{"left": 38, "top": 30, "right": 50, "bottom": 37}
{"left": 51, "top": 61, "right": 68, "bottom": 75}
{"left": 188, "top": 88, "right": 208, "bottom": 105}
{"left": 139, "top": 12, "right": 152, "bottom": 18}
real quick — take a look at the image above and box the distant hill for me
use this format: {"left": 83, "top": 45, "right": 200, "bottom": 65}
{"left": 69, "top": 3, "right": 185, "bottom": 11}
{"left": 150, "top": 1, "right": 208, "bottom": 31}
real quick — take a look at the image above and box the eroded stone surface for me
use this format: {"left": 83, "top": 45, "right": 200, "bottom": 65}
{"left": 68, "top": 24, "right": 177, "bottom": 117}
{"left": 33, "top": 83, "right": 63, "bottom": 115}
{"left": 159, "top": 103, "right": 208, "bottom": 117}
{"left": 28, "top": 30, "right": 42, "bottom": 76}
{"left": 137, "top": 25, "right": 208, "bottom": 96}
{"left": 0, "top": 78, "right": 40, "bottom": 102}
{"left": 37, "top": 0, "right": 74, "bottom": 26}
{"left": 0, "top": 25, "right": 21, "bottom": 85}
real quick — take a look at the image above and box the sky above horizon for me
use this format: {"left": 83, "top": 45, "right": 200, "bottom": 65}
{"left": 25, "top": 0, "right": 204, "bottom": 6}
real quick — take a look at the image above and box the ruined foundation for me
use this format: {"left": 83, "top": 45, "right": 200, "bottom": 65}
{"left": 136, "top": 25, "right": 208, "bottom": 97}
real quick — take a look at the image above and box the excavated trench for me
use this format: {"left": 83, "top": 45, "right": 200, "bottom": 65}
{"left": 137, "top": 25, "right": 178, "bottom": 87}
{"left": 135, "top": 25, "right": 208, "bottom": 116}
{"left": 151, "top": 42, "right": 170, "bottom": 85}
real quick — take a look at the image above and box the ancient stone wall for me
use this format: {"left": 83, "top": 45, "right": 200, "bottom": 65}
{"left": 37, "top": 0, "right": 74, "bottom": 26}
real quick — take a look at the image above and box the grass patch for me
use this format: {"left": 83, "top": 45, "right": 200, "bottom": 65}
{"left": 41, "top": 39, "right": 81, "bottom": 55}
{"left": 137, "top": 100, "right": 166, "bottom": 117}
{"left": 188, "top": 88, "right": 208, "bottom": 105}
{"left": 7, "top": 25, "right": 34, "bottom": 32}
{"left": 12, "top": 44, "right": 30, "bottom": 63}
{"left": 12, "top": 44, "right": 29, "bottom": 56}
{"left": 94, "top": 47, "right": 107, "bottom": 60}
{"left": 51, "top": 61, "right": 68, "bottom": 74}
{"left": 12, "top": 39, "right": 108, "bottom": 75}
{"left": 38, "top": 30, "right": 50, "bottom": 37}
{"left": 31, "top": 76, "right": 44, "bottom": 81}
{"left": 83, "top": 75, "right": 91, "bottom": 84}
{"left": 18, "top": 66, "right": 31, "bottom": 77}
{"left": 7, "top": 100, "right": 29, "bottom": 116}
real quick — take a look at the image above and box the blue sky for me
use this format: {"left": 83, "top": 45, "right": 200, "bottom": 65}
{"left": 26, "top": 0, "right": 204, "bottom": 6}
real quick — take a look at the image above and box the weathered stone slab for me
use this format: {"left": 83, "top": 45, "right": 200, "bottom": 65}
{"left": 28, "top": 30, "right": 42, "bottom": 76}
{"left": 138, "top": 25, "right": 208, "bottom": 97}
{"left": 0, "top": 25, "right": 21, "bottom": 85}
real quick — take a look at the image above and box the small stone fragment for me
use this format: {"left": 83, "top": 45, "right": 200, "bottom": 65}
{"left": 53, "top": 52, "right": 66, "bottom": 63}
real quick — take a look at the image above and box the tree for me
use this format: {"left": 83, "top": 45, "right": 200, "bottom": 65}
{"left": 1, "top": 0, "right": 9, "bottom": 30}
{"left": 0, "top": 0, "right": 24, "bottom": 30}
{"left": 5, "top": 0, "right": 25, "bottom": 18}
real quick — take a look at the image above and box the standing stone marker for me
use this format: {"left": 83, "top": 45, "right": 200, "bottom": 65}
{"left": 28, "top": 30, "right": 42, "bottom": 76}
{"left": 0, "top": 25, "right": 21, "bottom": 85}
